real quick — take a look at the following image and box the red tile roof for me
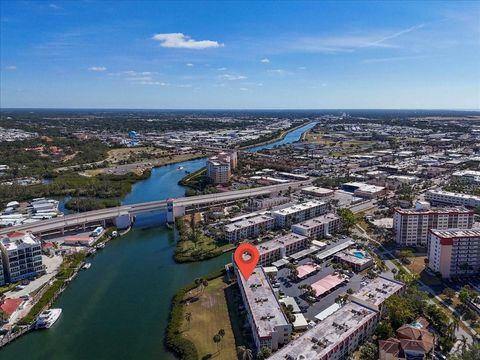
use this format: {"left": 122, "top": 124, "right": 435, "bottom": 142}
{"left": 0, "top": 298, "right": 23, "bottom": 316}
{"left": 6, "top": 231, "right": 26, "bottom": 238}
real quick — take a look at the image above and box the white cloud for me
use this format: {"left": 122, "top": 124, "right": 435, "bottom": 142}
{"left": 260, "top": 58, "right": 270, "bottom": 63}
{"left": 297, "top": 66, "right": 306, "bottom": 70}
{"left": 88, "top": 66, "right": 107, "bottom": 72}
{"left": 219, "top": 74, "right": 247, "bottom": 81}
{"left": 186, "top": 63, "right": 194, "bottom": 67}
{"left": 4, "top": 65, "right": 16, "bottom": 71}
{"left": 49, "top": 3, "right": 61, "bottom": 10}
{"left": 239, "top": 87, "right": 248, "bottom": 91}
{"left": 217, "top": 67, "right": 227, "bottom": 71}
{"left": 152, "top": 33, "right": 223, "bottom": 49}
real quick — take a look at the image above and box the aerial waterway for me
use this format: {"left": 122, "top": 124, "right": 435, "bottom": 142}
{"left": 1, "top": 122, "right": 317, "bottom": 360}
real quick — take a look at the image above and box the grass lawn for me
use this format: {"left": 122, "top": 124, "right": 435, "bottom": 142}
{"left": 181, "top": 277, "right": 238, "bottom": 360}
{"left": 405, "top": 256, "right": 426, "bottom": 274}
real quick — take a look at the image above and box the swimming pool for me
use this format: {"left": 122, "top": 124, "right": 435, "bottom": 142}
{"left": 353, "top": 251, "right": 366, "bottom": 259}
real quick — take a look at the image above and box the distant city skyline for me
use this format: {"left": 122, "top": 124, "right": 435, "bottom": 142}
{"left": 1, "top": 0, "right": 479, "bottom": 109}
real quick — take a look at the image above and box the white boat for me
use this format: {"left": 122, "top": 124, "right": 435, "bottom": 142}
{"left": 36, "top": 308, "right": 62, "bottom": 329}
{"left": 82, "top": 263, "right": 92, "bottom": 270}
{"left": 177, "top": 166, "right": 184, "bottom": 170}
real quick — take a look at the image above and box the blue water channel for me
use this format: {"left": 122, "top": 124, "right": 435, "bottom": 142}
{"left": 1, "top": 122, "right": 316, "bottom": 360}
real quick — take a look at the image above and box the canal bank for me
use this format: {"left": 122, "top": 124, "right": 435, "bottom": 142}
{"left": 0, "top": 122, "right": 316, "bottom": 360}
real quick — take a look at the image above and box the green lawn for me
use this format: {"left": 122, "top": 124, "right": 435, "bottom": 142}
{"left": 181, "top": 277, "right": 238, "bottom": 360}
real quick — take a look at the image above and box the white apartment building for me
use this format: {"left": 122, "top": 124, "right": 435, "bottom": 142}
{"left": 393, "top": 206, "right": 474, "bottom": 247}
{"left": 272, "top": 201, "right": 328, "bottom": 228}
{"left": 291, "top": 213, "right": 341, "bottom": 239}
{"left": 425, "top": 190, "right": 480, "bottom": 209}
{"left": 0, "top": 231, "right": 43, "bottom": 283}
{"left": 236, "top": 266, "right": 292, "bottom": 351}
{"left": 257, "top": 233, "right": 309, "bottom": 266}
{"left": 224, "top": 215, "right": 275, "bottom": 243}
{"left": 269, "top": 276, "right": 404, "bottom": 360}
{"left": 427, "top": 228, "right": 480, "bottom": 278}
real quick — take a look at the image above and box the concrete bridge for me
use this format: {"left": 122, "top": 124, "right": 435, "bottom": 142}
{"left": 0, "top": 181, "right": 310, "bottom": 238}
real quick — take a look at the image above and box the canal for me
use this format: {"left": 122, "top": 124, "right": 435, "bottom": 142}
{"left": 1, "top": 122, "right": 316, "bottom": 360}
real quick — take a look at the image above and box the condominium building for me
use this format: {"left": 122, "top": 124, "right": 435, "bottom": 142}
{"left": 272, "top": 201, "right": 328, "bottom": 228}
{"left": 257, "top": 233, "right": 309, "bottom": 266}
{"left": 393, "top": 205, "right": 474, "bottom": 247}
{"left": 269, "top": 276, "right": 404, "bottom": 360}
{"left": 206, "top": 155, "right": 231, "bottom": 185}
{"left": 0, "top": 231, "right": 43, "bottom": 283}
{"left": 236, "top": 266, "right": 292, "bottom": 351}
{"left": 425, "top": 189, "right": 480, "bottom": 209}
{"left": 291, "top": 213, "right": 341, "bottom": 239}
{"left": 427, "top": 228, "right": 480, "bottom": 278}
{"left": 224, "top": 215, "right": 275, "bottom": 243}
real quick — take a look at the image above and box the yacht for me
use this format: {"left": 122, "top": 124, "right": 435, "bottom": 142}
{"left": 82, "top": 263, "right": 92, "bottom": 270}
{"left": 36, "top": 308, "right": 62, "bottom": 329}
{"left": 177, "top": 166, "right": 184, "bottom": 170}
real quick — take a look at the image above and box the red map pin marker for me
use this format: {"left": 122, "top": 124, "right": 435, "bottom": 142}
{"left": 234, "top": 243, "right": 260, "bottom": 281}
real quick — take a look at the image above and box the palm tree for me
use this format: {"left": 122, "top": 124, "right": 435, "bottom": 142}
{"left": 184, "top": 312, "right": 192, "bottom": 330}
{"left": 213, "top": 333, "right": 222, "bottom": 352}
{"left": 237, "top": 346, "right": 253, "bottom": 360}
{"left": 218, "top": 329, "right": 226, "bottom": 350}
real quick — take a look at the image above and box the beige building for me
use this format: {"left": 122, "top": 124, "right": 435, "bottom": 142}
{"left": 425, "top": 189, "right": 480, "bottom": 208}
{"left": 272, "top": 201, "right": 328, "bottom": 228}
{"left": 257, "top": 233, "right": 309, "bottom": 266}
{"left": 291, "top": 213, "right": 341, "bottom": 239}
{"left": 427, "top": 228, "right": 480, "bottom": 278}
{"left": 224, "top": 215, "right": 275, "bottom": 243}
{"left": 206, "top": 151, "right": 237, "bottom": 185}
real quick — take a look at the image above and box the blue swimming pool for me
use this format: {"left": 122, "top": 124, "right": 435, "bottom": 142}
{"left": 353, "top": 251, "right": 366, "bottom": 259}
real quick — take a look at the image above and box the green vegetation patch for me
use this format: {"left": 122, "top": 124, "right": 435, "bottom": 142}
{"left": 174, "top": 215, "right": 234, "bottom": 263}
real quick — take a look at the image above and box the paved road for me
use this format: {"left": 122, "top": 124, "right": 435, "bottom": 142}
{"left": 0, "top": 180, "right": 311, "bottom": 236}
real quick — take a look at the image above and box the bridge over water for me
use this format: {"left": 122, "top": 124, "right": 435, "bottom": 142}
{"left": 0, "top": 181, "right": 309, "bottom": 238}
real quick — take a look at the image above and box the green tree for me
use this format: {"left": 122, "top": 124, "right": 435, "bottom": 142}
{"left": 237, "top": 346, "right": 253, "bottom": 360}
{"left": 375, "top": 320, "right": 394, "bottom": 340}
{"left": 359, "top": 342, "right": 378, "bottom": 360}
{"left": 336, "top": 208, "right": 356, "bottom": 231}
{"left": 385, "top": 294, "right": 416, "bottom": 329}
{"left": 442, "top": 288, "right": 455, "bottom": 304}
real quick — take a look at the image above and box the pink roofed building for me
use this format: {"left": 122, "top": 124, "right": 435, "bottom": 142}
{"left": 311, "top": 274, "right": 347, "bottom": 297}
{"left": 296, "top": 263, "right": 320, "bottom": 279}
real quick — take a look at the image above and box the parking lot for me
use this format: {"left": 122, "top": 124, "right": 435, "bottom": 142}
{"left": 272, "top": 237, "right": 381, "bottom": 321}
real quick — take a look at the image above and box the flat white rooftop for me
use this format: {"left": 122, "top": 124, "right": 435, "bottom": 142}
{"left": 238, "top": 267, "right": 289, "bottom": 339}
{"left": 351, "top": 276, "right": 404, "bottom": 308}
{"left": 224, "top": 215, "right": 274, "bottom": 232}
{"left": 292, "top": 213, "right": 339, "bottom": 230}
{"left": 269, "top": 302, "right": 376, "bottom": 360}
{"left": 271, "top": 201, "right": 325, "bottom": 216}
{"left": 430, "top": 228, "right": 480, "bottom": 239}
{"left": 257, "top": 233, "right": 308, "bottom": 256}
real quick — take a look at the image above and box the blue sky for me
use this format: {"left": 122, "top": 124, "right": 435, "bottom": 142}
{"left": 1, "top": 0, "right": 479, "bottom": 109}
